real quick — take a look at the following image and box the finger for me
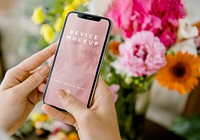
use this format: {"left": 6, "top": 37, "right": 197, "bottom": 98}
{"left": 38, "top": 92, "right": 43, "bottom": 101}
{"left": 17, "top": 43, "right": 57, "bottom": 72}
{"left": 46, "top": 56, "right": 55, "bottom": 65}
{"left": 29, "top": 66, "right": 43, "bottom": 74}
{"left": 0, "top": 68, "right": 30, "bottom": 90}
{"left": 38, "top": 83, "right": 46, "bottom": 93}
{"left": 94, "top": 77, "right": 113, "bottom": 101}
{"left": 45, "top": 77, "right": 48, "bottom": 82}
{"left": 1, "top": 66, "right": 46, "bottom": 90}
{"left": 13, "top": 66, "right": 50, "bottom": 97}
{"left": 42, "top": 104, "right": 76, "bottom": 125}
{"left": 57, "top": 89, "right": 87, "bottom": 118}
{"left": 1, "top": 44, "right": 56, "bottom": 90}
{"left": 28, "top": 92, "right": 43, "bottom": 105}
{"left": 90, "top": 77, "right": 115, "bottom": 111}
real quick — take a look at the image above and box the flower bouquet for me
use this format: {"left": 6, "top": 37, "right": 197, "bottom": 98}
{"left": 101, "top": 0, "right": 199, "bottom": 139}
{"left": 17, "top": 0, "right": 200, "bottom": 140}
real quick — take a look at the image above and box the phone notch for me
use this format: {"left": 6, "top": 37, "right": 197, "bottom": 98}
{"left": 78, "top": 13, "right": 101, "bottom": 22}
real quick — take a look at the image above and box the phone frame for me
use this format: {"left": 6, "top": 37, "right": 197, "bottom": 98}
{"left": 43, "top": 11, "right": 112, "bottom": 111}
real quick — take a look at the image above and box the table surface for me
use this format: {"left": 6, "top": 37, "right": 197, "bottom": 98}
{"left": 143, "top": 119, "right": 185, "bottom": 140}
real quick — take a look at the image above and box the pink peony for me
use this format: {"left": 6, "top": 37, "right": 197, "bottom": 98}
{"left": 106, "top": 0, "right": 186, "bottom": 48}
{"left": 119, "top": 31, "right": 166, "bottom": 76}
{"left": 106, "top": 0, "right": 161, "bottom": 37}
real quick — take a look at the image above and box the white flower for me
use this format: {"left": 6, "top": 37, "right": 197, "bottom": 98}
{"left": 87, "top": 0, "right": 113, "bottom": 15}
{"left": 172, "top": 39, "right": 198, "bottom": 55}
{"left": 111, "top": 60, "right": 133, "bottom": 77}
{"left": 178, "top": 19, "right": 198, "bottom": 40}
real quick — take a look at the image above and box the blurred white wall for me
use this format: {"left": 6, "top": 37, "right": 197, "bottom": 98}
{"left": 0, "top": 0, "right": 24, "bottom": 70}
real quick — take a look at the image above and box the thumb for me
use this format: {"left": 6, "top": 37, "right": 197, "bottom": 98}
{"left": 14, "top": 66, "right": 50, "bottom": 97}
{"left": 57, "top": 89, "right": 87, "bottom": 118}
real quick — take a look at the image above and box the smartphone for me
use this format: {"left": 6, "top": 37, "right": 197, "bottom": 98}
{"left": 43, "top": 11, "right": 112, "bottom": 110}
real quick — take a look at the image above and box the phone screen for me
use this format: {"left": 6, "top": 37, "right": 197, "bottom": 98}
{"left": 43, "top": 12, "right": 111, "bottom": 110}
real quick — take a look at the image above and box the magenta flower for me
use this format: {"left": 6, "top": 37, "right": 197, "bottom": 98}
{"left": 151, "top": 0, "right": 186, "bottom": 47}
{"left": 119, "top": 31, "right": 166, "bottom": 76}
{"left": 106, "top": 0, "right": 186, "bottom": 48}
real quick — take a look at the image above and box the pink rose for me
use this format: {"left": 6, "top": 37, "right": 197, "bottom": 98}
{"left": 119, "top": 31, "right": 166, "bottom": 76}
{"left": 106, "top": 0, "right": 186, "bottom": 48}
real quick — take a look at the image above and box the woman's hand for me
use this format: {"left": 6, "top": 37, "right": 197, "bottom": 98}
{"left": 0, "top": 44, "right": 56, "bottom": 135}
{"left": 41, "top": 77, "right": 121, "bottom": 140}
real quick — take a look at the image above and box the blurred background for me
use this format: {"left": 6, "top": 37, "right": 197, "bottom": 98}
{"left": 0, "top": 0, "right": 200, "bottom": 140}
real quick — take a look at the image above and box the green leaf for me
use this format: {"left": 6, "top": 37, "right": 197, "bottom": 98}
{"left": 171, "top": 115, "right": 200, "bottom": 140}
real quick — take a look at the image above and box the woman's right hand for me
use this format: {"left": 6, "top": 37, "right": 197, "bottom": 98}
{"left": 40, "top": 77, "right": 121, "bottom": 140}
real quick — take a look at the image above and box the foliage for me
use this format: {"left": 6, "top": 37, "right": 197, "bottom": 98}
{"left": 171, "top": 115, "right": 200, "bottom": 140}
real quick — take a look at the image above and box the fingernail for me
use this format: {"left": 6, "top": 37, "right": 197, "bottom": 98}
{"left": 40, "top": 66, "right": 50, "bottom": 76}
{"left": 57, "top": 90, "right": 66, "bottom": 99}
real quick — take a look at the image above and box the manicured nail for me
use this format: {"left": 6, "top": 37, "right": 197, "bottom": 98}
{"left": 40, "top": 66, "right": 50, "bottom": 76}
{"left": 57, "top": 90, "right": 66, "bottom": 99}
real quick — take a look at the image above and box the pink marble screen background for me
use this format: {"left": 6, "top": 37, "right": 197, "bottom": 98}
{"left": 44, "top": 13, "right": 109, "bottom": 109}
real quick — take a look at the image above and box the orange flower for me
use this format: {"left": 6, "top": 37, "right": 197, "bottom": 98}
{"left": 156, "top": 51, "right": 200, "bottom": 94}
{"left": 68, "top": 132, "right": 79, "bottom": 140}
{"left": 108, "top": 41, "right": 121, "bottom": 55}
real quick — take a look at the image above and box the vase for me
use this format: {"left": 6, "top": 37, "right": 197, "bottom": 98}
{"left": 115, "top": 90, "right": 150, "bottom": 140}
